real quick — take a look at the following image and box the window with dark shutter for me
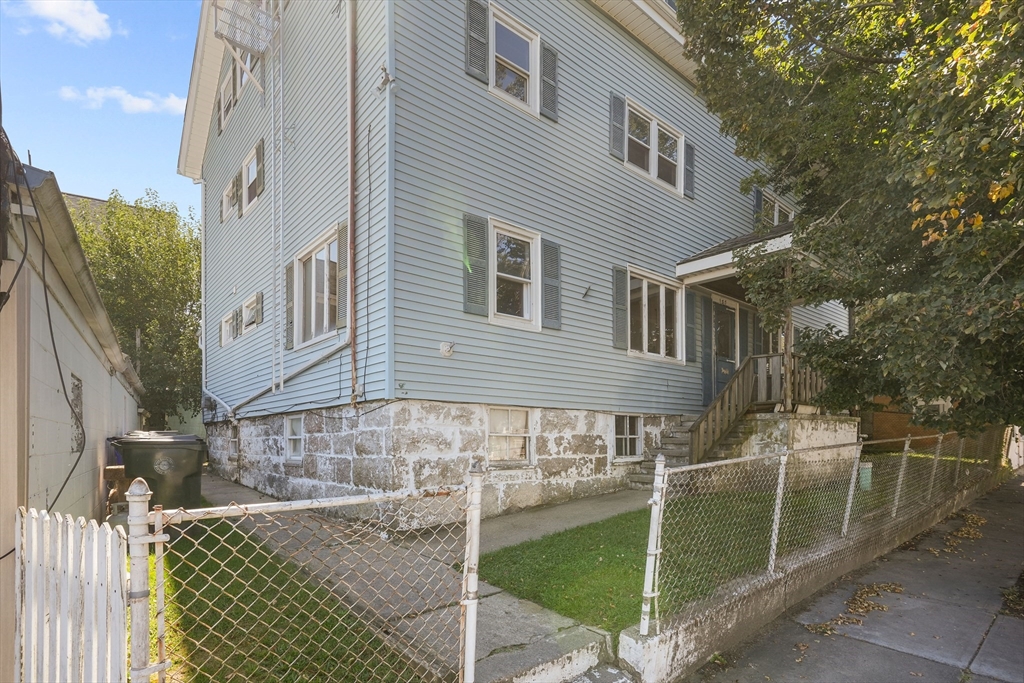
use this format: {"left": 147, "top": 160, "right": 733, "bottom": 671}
{"left": 284, "top": 263, "right": 294, "bottom": 349}
{"left": 337, "top": 222, "right": 348, "bottom": 329}
{"left": 701, "top": 295, "right": 713, "bottom": 404}
{"left": 463, "top": 213, "right": 488, "bottom": 316}
{"left": 683, "top": 141, "right": 695, "bottom": 198}
{"left": 465, "top": 0, "right": 489, "bottom": 83}
{"left": 539, "top": 42, "right": 558, "bottom": 121}
{"left": 609, "top": 93, "right": 626, "bottom": 160}
{"left": 685, "top": 290, "right": 696, "bottom": 362}
{"left": 541, "top": 239, "right": 561, "bottom": 329}
{"left": 215, "top": 95, "right": 222, "bottom": 135}
{"left": 612, "top": 266, "right": 628, "bottom": 349}
{"left": 255, "top": 139, "right": 265, "bottom": 197}
{"left": 254, "top": 291, "right": 264, "bottom": 324}
{"left": 753, "top": 187, "right": 763, "bottom": 228}
{"left": 232, "top": 306, "right": 243, "bottom": 339}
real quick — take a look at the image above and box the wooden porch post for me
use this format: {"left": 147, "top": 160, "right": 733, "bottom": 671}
{"left": 783, "top": 263, "right": 794, "bottom": 412}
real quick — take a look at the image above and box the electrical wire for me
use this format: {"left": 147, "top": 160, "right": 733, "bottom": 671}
{"left": 20, "top": 169, "right": 86, "bottom": 511}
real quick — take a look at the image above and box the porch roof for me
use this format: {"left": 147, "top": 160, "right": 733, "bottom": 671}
{"left": 675, "top": 223, "right": 793, "bottom": 285}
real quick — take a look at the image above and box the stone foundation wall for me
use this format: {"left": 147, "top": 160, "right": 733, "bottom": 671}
{"left": 205, "top": 400, "right": 686, "bottom": 517}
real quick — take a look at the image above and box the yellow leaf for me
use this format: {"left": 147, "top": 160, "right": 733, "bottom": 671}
{"left": 926, "top": 166, "right": 936, "bottom": 177}
{"left": 981, "top": 143, "right": 990, "bottom": 152}
{"left": 978, "top": 0, "right": 991, "bottom": 16}
{"left": 950, "top": 208, "right": 960, "bottom": 218}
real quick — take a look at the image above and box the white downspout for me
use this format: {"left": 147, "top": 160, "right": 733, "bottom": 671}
{"left": 347, "top": 0, "right": 359, "bottom": 403}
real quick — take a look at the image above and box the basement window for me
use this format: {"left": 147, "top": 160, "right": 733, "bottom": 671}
{"left": 488, "top": 407, "right": 531, "bottom": 466}
{"left": 286, "top": 415, "right": 303, "bottom": 463}
{"left": 615, "top": 415, "right": 643, "bottom": 460}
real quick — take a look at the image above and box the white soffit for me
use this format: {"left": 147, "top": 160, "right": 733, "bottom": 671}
{"left": 178, "top": 0, "right": 223, "bottom": 181}
{"left": 589, "top": 0, "right": 697, "bottom": 83}
{"left": 676, "top": 234, "right": 792, "bottom": 281}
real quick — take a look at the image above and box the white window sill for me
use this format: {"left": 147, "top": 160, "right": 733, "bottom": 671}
{"left": 626, "top": 350, "right": 686, "bottom": 366}
{"left": 621, "top": 159, "right": 687, "bottom": 200}
{"left": 241, "top": 198, "right": 258, "bottom": 216}
{"left": 612, "top": 456, "right": 644, "bottom": 465}
{"left": 487, "top": 461, "right": 534, "bottom": 470}
{"left": 292, "top": 327, "right": 347, "bottom": 353}
{"left": 487, "top": 87, "right": 540, "bottom": 120}
{"left": 489, "top": 312, "right": 541, "bottom": 332}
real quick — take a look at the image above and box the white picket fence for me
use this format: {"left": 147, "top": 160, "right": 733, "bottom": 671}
{"left": 14, "top": 508, "right": 127, "bottom": 683}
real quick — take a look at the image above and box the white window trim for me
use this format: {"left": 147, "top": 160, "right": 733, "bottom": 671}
{"left": 219, "top": 73, "right": 234, "bottom": 130}
{"left": 487, "top": 406, "right": 534, "bottom": 468}
{"left": 761, "top": 190, "right": 797, "bottom": 225}
{"left": 488, "top": 218, "right": 542, "bottom": 332}
{"left": 626, "top": 266, "right": 684, "bottom": 364}
{"left": 292, "top": 225, "right": 348, "bottom": 352}
{"left": 221, "top": 183, "right": 233, "bottom": 222}
{"left": 285, "top": 414, "right": 303, "bottom": 464}
{"left": 624, "top": 99, "right": 685, "bottom": 196}
{"left": 219, "top": 311, "right": 234, "bottom": 348}
{"left": 241, "top": 146, "right": 259, "bottom": 215}
{"left": 488, "top": 3, "right": 541, "bottom": 118}
{"left": 241, "top": 293, "right": 260, "bottom": 336}
{"left": 612, "top": 414, "right": 644, "bottom": 462}
{"left": 709, "top": 292, "right": 742, "bottom": 368}
{"left": 238, "top": 52, "right": 252, "bottom": 93}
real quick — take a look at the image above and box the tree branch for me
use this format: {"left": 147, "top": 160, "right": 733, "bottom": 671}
{"left": 978, "top": 238, "right": 1024, "bottom": 290}
{"left": 801, "top": 33, "right": 902, "bottom": 65}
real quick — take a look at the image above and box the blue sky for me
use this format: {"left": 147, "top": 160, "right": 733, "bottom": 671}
{"left": 1, "top": 0, "right": 203, "bottom": 216}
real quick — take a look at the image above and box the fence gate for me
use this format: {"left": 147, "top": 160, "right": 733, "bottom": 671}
{"left": 126, "top": 466, "right": 483, "bottom": 683}
{"left": 14, "top": 509, "right": 128, "bottom": 683}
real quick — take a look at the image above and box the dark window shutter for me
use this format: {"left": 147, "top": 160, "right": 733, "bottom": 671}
{"left": 609, "top": 93, "right": 626, "bottom": 160}
{"left": 233, "top": 306, "right": 243, "bottom": 339}
{"left": 541, "top": 239, "right": 561, "bottom": 329}
{"left": 701, "top": 295, "right": 713, "bottom": 404}
{"left": 752, "top": 187, "right": 763, "bottom": 228}
{"left": 540, "top": 42, "right": 559, "bottom": 122}
{"left": 215, "top": 95, "right": 222, "bottom": 135}
{"left": 255, "top": 139, "right": 265, "bottom": 197}
{"left": 612, "top": 266, "right": 628, "bottom": 349}
{"left": 753, "top": 313, "right": 763, "bottom": 355}
{"left": 337, "top": 222, "right": 348, "bottom": 328}
{"left": 685, "top": 290, "right": 696, "bottom": 362}
{"left": 235, "top": 170, "right": 243, "bottom": 218}
{"left": 463, "top": 213, "right": 488, "bottom": 316}
{"left": 739, "top": 309, "right": 749, "bottom": 362}
{"left": 255, "top": 291, "right": 264, "bottom": 324}
{"left": 231, "top": 62, "right": 238, "bottom": 103}
{"left": 465, "top": 0, "right": 488, "bottom": 83}
{"left": 683, "top": 141, "right": 696, "bottom": 198}
{"left": 284, "top": 263, "right": 294, "bottom": 349}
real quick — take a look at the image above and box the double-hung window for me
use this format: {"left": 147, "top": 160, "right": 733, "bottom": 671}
{"left": 297, "top": 233, "right": 339, "bottom": 345}
{"left": 490, "top": 220, "right": 541, "bottom": 330}
{"left": 489, "top": 7, "right": 539, "bottom": 115}
{"left": 488, "top": 407, "right": 531, "bottom": 465}
{"left": 760, "top": 191, "right": 796, "bottom": 228}
{"left": 221, "top": 183, "right": 234, "bottom": 222}
{"left": 628, "top": 271, "right": 681, "bottom": 360}
{"left": 626, "top": 105, "right": 683, "bottom": 193}
{"left": 286, "top": 415, "right": 302, "bottom": 463}
{"left": 220, "top": 73, "right": 233, "bottom": 129}
{"left": 242, "top": 148, "right": 259, "bottom": 213}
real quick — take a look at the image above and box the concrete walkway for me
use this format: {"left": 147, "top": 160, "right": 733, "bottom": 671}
{"left": 681, "top": 473, "right": 1024, "bottom": 683}
{"left": 198, "top": 470, "right": 647, "bottom": 682}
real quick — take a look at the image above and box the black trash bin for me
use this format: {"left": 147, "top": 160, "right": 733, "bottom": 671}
{"left": 114, "top": 431, "right": 207, "bottom": 510}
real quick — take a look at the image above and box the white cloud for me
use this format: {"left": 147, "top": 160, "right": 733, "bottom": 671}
{"left": 60, "top": 86, "right": 187, "bottom": 116}
{"left": 11, "top": 0, "right": 113, "bottom": 44}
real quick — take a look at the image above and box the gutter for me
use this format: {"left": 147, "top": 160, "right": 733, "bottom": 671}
{"left": 346, "top": 0, "right": 358, "bottom": 402}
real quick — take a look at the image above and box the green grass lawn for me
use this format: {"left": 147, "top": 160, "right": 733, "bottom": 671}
{"left": 478, "top": 461, "right": 914, "bottom": 637}
{"left": 148, "top": 514, "right": 428, "bottom": 682}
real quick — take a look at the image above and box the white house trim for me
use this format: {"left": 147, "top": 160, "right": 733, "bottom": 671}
{"left": 675, "top": 233, "right": 792, "bottom": 282}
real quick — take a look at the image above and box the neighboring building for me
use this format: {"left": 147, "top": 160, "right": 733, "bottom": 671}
{"left": 178, "top": 0, "right": 849, "bottom": 515}
{"left": 0, "top": 157, "right": 143, "bottom": 676}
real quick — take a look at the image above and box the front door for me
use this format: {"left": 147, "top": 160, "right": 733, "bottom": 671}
{"left": 713, "top": 301, "right": 737, "bottom": 395}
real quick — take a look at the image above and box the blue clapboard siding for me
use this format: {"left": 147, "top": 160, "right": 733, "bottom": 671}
{"left": 793, "top": 301, "right": 849, "bottom": 336}
{"left": 202, "top": 0, "right": 390, "bottom": 416}
{"left": 391, "top": 0, "right": 770, "bottom": 415}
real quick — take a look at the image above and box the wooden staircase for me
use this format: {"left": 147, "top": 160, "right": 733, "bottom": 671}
{"left": 627, "top": 419, "right": 695, "bottom": 489}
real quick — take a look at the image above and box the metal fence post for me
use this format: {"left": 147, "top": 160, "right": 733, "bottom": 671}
{"left": 461, "top": 462, "right": 484, "bottom": 683}
{"left": 126, "top": 478, "right": 153, "bottom": 680}
{"left": 640, "top": 454, "right": 667, "bottom": 637}
{"left": 841, "top": 441, "right": 863, "bottom": 537}
{"left": 954, "top": 438, "right": 964, "bottom": 488}
{"left": 767, "top": 451, "right": 788, "bottom": 575}
{"left": 927, "top": 434, "right": 944, "bottom": 501}
{"left": 892, "top": 435, "right": 911, "bottom": 518}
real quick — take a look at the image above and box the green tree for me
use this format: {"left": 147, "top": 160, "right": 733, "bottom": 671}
{"left": 70, "top": 190, "right": 202, "bottom": 429}
{"left": 674, "top": 0, "right": 1023, "bottom": 431}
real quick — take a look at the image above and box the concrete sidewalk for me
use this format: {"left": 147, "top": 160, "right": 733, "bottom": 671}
{"left": 682, "top": 473, "right": 1024, "bottom": 683}
{"left": 199, "top": 470, "right": 646, "bottom": 682}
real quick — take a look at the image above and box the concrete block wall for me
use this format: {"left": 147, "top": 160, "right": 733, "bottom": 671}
{"left": 207, "top": 399, "right": 684, "bottom": 516}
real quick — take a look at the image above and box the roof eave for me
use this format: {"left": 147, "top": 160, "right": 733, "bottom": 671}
{"left": 178, "top": 0, "right": 220, "bottom": 181}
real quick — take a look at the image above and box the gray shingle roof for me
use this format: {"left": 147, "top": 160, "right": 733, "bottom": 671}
{"left": 677, "top": 222, "right": 793, "bottom": 265}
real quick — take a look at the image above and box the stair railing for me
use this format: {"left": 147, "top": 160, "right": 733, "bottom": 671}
{"left": 689, "top": 352, "right": 826, "bottom": 464}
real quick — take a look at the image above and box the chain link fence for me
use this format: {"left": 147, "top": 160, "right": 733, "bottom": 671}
{"left": 125, "top": 473, "right": 482, "bottom": 683}
{"left": 640, "top": 428, "right": 1010, "bottom": 636}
